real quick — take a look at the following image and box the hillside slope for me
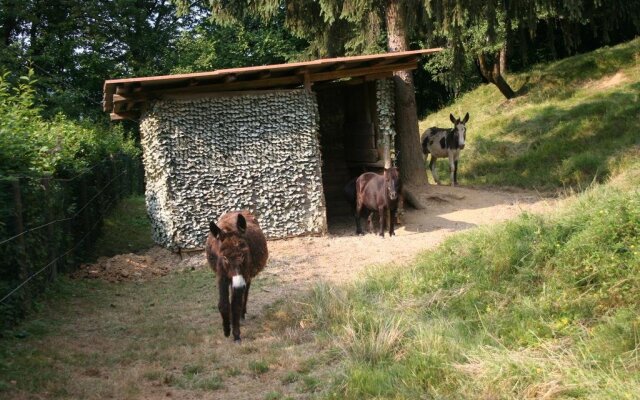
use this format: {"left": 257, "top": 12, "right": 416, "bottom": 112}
{"left": 287, "top": 40, "right": 640, "bottom": 399}
{"left": 296, "top": 153, "right": 640, "bottom": 399}
{"left": 420, "top": 38, "right": 640, "bottom": 190}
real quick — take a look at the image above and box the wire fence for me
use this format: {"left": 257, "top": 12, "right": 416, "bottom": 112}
{"left": 0, "top": 153, "right": 144, "bottom": 328}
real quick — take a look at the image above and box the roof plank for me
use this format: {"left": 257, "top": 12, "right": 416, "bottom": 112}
{"left": 104, "top": 47, "right": 442, "bottom": 120}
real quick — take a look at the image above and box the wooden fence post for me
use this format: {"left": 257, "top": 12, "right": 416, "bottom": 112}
{"left": 11, "top": 179, "right": 31, "bottom": 311}
{"left": 80, "top": 176, "right": 92, "bottom": 252}
{"left": 42, "top": 178, "right": 57, "bottom": 282}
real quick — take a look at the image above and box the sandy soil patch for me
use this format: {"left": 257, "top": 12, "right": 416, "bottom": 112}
{"left": 68, "top": 184, "right": 556, "bottom": 400}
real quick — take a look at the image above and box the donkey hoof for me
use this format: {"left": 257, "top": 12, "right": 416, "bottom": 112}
{"left": 223, "top": 328, "right": 231, "bottom": 337}
{"left": 233, "top": 337, "right": 242, "bottom": 344}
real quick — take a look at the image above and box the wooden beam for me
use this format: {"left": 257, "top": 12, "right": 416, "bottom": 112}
{"left": 159, "top": 74, "right": 303, "bottom": 93}
{"left": 364, "top": 71, "right": 394, "bottom": 81}
{"left": 110, "top": 111, "right": 139, "bottom": 121}
{"left": 309, "top": 61, "right": 417, "bottom": 82}
{"left": 224, "top": 74, "right": 237, "bottom": 83}
{"left": 302, "top": 72, "right": 312, "bottom": 93}
{"left": 162, "top": 88, "right": 304, "bottom": 101}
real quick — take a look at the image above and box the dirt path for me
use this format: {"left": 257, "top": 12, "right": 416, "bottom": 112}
{"left": 71, "top": 185, "right": 555, "bottom": 400}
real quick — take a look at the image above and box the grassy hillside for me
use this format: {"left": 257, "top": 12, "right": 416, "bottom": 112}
{"left": 280, "top": 41, "right": 640, "bottom": 398}
{"left": 292, "top": 154, "right": 640, "bottom": 399}
{"left": 420, "top": 38, "right": 640, "bottom": 190}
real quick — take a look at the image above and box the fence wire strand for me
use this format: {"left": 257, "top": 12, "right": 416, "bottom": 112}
{"left": 0, "top": 155, "right": 115, "bottom": 182}
{"left": 0, "top": 192, "right": 124, "bottom": 304}
{"left": 0, "top": 170, "right": 127, "bottom": 247}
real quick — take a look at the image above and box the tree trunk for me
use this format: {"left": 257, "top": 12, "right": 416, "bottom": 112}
{"left": 477, "top": 52, "right": 516, "bottom": 99}
{"left": 385, "top": 0, "right": 428, "bottom": 193}
{"left": 499, "top": 45, "right": 507, "bottom": 74}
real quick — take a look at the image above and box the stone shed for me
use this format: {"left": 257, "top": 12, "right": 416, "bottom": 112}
{"left": 103, "top": 49, "right": 440, "bottom": 249}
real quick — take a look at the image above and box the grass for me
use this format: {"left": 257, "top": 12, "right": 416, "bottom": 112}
{"left": 285, "top": 155, "right": 640, "bottom": 399}
{"left": 420, "top": 38, "right": 640, "bottom": 190}
{"left": 0, "top": 270, "right": 219, "bottom": 398}
{"left": 2, "top": 39, "right": 639, "bottom": 400}
{"left": 92, "top": 195, "right": 154, "bottom": 258}
{"left": 0, "top": 189, "right": 326, "bottom": 399}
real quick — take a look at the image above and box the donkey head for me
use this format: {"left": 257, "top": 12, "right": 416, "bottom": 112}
{"left": 383, "top": 167, "right": 402, "bottom": 201}
{"left": 449, "top": 113, "right": 470, "bottom": 149}
{"left": 209, "top": 214, "right": 250, "bottom": 289}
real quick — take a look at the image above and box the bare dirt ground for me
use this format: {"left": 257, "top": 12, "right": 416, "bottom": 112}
{"left": 69, "top": 184, "right": 557, "bottom": 400}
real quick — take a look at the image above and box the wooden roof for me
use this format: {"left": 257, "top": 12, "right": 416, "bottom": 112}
{"left": 103, "top": 48, "right": 442, "bottom": 121}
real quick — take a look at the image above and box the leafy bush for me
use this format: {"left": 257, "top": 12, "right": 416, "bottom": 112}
{"left": 0, "top": 71, "right": 137, "bottom": 177}
{"left": 0, "top": 71, "right": 142, "bottom": 328}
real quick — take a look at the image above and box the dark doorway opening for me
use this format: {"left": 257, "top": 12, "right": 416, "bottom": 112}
{"left": 315, "top": 81, "right": 384, "bottom": 229}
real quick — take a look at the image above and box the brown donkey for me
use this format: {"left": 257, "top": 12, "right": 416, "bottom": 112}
{"left": 354, "top": 167, "right": 402, "bottom": 237}
{"left": 205, "top": 211, "right": 268, "bottom": 342}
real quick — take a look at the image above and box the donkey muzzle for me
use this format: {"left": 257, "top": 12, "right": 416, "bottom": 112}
{"left": 232, "top": 274, "right": 246, "bottom": 289}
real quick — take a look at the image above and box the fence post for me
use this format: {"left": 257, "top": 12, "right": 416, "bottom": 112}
{"left": 42, "top": 178, "right": 57, "bottom": 282}
{"left": 11, "top": 179, "right": 31, "bottom": 311}
{"left": 80, "top": 176, "right": 92, "bottom": 254}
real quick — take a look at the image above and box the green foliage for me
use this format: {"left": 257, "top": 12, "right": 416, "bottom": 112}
{"left": 421, "top": 38, "right": 640, "bottom": 190}
{"left": 298, "top": 159, "right": 640, "bottom": 398}
{"left": 249, "top": 360, "right": 270, "bottom": 375}
{"left": 0, "top": 71, "right": 138, "bottom": 177}
{"left": 170, "top": 16, "right": 307, "bottom": 73}
{"left": 0, "top": 72, "right": 142, "bottom": 328}
{"left": 92, "top": 196, "right": 153, "bottom": 258}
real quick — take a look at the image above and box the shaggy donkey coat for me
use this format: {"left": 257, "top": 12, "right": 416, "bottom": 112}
{"left": 205, "top": 210, "right": 268, "bottom": 342}
{"left": 421, "top": 113, "right": 469, "bottom": 186}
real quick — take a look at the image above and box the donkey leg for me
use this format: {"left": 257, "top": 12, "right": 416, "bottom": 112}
{"left": 389, "top": 208, "right": 396, "bottom": 236}
{"left": 448, "top": 152, "right": 456, "bottom": 186}
{"left": 454, "top": 159, "right": 459, "bottom": 186}
{"left": 231, "top": 286, "right": 245, "bottom": 342}
{"left": 217, "top": 278, "right": 231, "bottom": 337}
{"left": 430, "top": 156, "right": 441, "bottom": 185}
{"left": 378, "top": 206, "right": 386, "bottom": 238}
{"left": 367, "top": 211, "right": 374, "bottom": 234}
{"left": 242, "top": 281, "right": 251, "bottom": 319}
{"left": 355, "top": 203, "right": 364, "bottom": 235}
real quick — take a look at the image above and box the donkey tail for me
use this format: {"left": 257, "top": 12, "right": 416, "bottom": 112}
{"left": 420, "top": 129, "right": 432, "bottom": 155}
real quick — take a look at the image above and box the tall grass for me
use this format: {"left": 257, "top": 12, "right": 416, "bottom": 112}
{"left": 420, "top": 38, "right": 640, "bottom": 190}
{"left": 296, "top": 156, "right": 640, "bottom": 398}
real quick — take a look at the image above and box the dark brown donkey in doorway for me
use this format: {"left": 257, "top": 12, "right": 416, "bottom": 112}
{"left": 205, "top": 211, "right": 268, "bottom": 342}
{"left": 354, "top": 167, "right": 402, "bottom": 237}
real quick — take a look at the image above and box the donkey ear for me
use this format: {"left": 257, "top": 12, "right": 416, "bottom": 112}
{"left": 450, "top": 113, "right": 456, "bottom": 124}
{"left": 236, "top": 214, "right": 247, "bottom": 234}
{"left": 462, "top": 112, "right": 469, "bottom": 124}
{"left": 210, "top": 221, "right": 223, "bottom": 239}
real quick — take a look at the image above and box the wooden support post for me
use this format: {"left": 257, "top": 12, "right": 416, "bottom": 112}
{"left": 80, "top": 176, "right": 91, "bottom": 248}
{"left": 42, "top": 178, "right": 57, "bottom": 282}
{"left": 12, "top": 180, "right": 31, "bottom": 310}
{"left": 303, "top": 72, "right": 312, "bottom": 93}
{"left": 383, "top": 133, "right": 391, "bottom": 169}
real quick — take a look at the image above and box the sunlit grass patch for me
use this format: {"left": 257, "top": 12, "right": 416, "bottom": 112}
{"left": 420, "top": 38, "right": 640, "bottom": 191}
{"left": 293, "top": 158, "right": 640, "bottom": 398}
{"left": 93, "top": 195, "right": 154, "bottom": 257}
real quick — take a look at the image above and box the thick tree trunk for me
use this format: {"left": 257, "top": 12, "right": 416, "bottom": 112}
{"left": 499, "top": 45, "right": 507, "bottom": 74}
{"left": 385, "top": 0, "right": 428, "bottom": 194}
{"left": 478, "top": 52, "right": 516, "bottom": 99}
